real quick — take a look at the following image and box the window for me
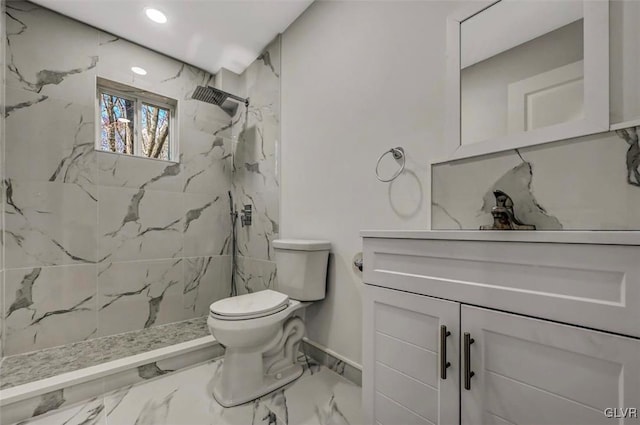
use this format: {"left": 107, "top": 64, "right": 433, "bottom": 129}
{"left": 97, "top": 78, "right": 177, "bottom": 162}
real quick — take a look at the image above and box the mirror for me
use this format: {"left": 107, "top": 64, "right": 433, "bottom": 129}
{"left": 443, "top": 0, "right": 609, "bottom": 162}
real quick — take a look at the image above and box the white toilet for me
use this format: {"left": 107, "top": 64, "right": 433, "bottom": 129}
{"left": 207, "top": 239, "right": 330, "bottom": 407}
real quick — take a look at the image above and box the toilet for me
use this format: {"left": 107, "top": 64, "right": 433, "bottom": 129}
{"left": 207, "top": 239, "right": 330, "bottom": 407}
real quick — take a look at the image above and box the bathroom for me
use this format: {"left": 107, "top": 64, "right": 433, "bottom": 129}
{"left": 0, "top": 0, "right": 639, "bottom": 424}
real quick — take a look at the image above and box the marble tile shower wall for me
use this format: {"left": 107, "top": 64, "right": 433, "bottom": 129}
{"left": 432, "top": 128, "right": 640, "bottom": 230}
{"left": 2, "top": 1, "right": 234, "bottom": 356}
{"left": 1, "top": 0, "right": 6, "bottom": 360}
{"left": 231, "top": 37, "right": 281, "bottom": 295}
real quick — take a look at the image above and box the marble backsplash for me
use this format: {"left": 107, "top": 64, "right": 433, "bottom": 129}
{"left": 432, "top": 127, "right": 640, "bottom": 230}
{"left": 2, "top": 1, "right": 235, "bottom": 356}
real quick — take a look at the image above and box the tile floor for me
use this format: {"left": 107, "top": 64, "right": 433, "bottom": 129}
{"left": 9, "top": 358, "right": 362, "bottom": 425}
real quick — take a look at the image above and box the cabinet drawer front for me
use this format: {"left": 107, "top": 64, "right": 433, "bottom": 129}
{"left": 461, "top": 305, "right": 640, "bottom": 425}
{"left": 364, "top": 237, "right": 640, "bottom": 338}
{"left": 363, "top": 285, "right": 460, "bottom": 425}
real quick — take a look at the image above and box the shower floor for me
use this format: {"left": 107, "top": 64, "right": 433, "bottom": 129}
{"left": 9, "top": 357, "right": 362, "bottom": 425}
{"left": 0, "top": 317, "right": 210, "bottom": 390}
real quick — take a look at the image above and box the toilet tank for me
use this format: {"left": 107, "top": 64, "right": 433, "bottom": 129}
{"left": 272, "top": 239, "right": 330, "bottom": 301}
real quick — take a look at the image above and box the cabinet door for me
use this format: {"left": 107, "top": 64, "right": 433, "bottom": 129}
{"left": 363, "top": 285, "right": 460, "bottom": 425}
{"left": 461, "top": 305, "right": 640, "bottom": 425}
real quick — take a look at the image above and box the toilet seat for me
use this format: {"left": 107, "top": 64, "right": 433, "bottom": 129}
{"left": 210, "top": 290, "right": 290, "bottom": 321}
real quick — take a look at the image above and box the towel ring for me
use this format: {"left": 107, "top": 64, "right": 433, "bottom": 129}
{"left": 376, "top": 147, "right": 405, "bottom": 182}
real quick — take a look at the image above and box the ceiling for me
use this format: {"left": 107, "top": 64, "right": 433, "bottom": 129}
{"left": 31, "top": 0, "right": 314, "bottom": 75}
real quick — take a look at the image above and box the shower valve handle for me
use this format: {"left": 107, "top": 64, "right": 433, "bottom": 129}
{"left": 241, "top": 205, "right": 252, "bottom": 227}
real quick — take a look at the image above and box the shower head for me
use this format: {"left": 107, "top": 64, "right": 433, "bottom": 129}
{"left": 192, "top": 86, "right": 248, "bottom": 116}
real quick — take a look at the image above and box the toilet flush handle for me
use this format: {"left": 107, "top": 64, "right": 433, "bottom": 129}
{"left": 353, "top": 258, "right": 363, "bottom": 272}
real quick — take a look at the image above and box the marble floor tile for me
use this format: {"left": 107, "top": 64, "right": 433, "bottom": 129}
{"left": 8, "top": 358, "right": 362, "bottom": 425}
{"left": 7, "top": 396, "right": 106, "bottom": 425}
{"left": 103, "top": 360, "right": 361, "bottom": 425}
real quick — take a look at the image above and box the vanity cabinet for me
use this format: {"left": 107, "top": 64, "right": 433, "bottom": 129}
{"left": 362, "top": 232, "right": 640, "bottom": 425}
{"left": 363, "top": 285, "right": 460, "bottom": 425}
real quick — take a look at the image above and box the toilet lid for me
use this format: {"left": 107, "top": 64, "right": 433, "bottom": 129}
{"left": 209, "top": 290, "right": 290, "bottom": 318}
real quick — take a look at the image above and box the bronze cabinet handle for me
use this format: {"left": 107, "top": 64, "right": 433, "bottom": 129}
{"left": 440, "top": 325, "right": 452, "bottom": 380}
{"left": 464, "top": 332, "right": 475, "bottom": 390}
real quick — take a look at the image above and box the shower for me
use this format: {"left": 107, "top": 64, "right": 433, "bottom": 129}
{"left": 192, "top": 85, "right": 249, "bottom": 116}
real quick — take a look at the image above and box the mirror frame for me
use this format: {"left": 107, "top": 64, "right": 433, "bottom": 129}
{"left": 441, "top": 0, "right": 610, "bottom": 163}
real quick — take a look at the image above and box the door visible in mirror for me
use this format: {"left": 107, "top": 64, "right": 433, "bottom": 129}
{"left": 460, "top": 0, "right": 585, "bottom": 146}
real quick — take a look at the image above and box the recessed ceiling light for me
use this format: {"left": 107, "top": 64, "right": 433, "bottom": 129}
{"left": 131, "top": 66, "right": 147, "bottom": 75}
{"left": 145, "top": 8, "right": 167, "bottom": 24}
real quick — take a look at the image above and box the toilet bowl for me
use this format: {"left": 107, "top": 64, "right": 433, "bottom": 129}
{"left": 207, "top": 239, "right": 330, "bottom": 407}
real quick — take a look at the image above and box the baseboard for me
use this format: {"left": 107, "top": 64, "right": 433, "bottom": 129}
{"left": 301, "top": 338, "right": 362, "bottom": 386}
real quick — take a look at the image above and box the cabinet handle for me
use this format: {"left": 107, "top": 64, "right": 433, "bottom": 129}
{"left": 440, "top": 325, "right": 451, "bottom": 380}
{"left": 464, "top": 332, "right": 475, "bottom": 390}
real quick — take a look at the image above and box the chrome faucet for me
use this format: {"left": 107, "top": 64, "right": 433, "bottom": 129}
{"left": 480, "top": 190, "right": 535, "bottom": 230}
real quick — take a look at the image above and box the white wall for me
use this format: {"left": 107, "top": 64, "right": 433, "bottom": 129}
{"left": 281, "top": 0, "right": 459, "bottom": 364}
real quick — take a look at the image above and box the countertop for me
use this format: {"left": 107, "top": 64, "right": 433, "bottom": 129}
{"left": 360, "top": 230, "right": 640, "bottom": 245}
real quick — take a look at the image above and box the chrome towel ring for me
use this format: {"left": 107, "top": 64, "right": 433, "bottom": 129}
{"left": 375, "top": 147, "right": 405, "bottom": 182}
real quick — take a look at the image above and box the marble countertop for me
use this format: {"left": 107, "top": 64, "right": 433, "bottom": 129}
{"left": 360, "top": 230, "right": 640, "bottom": 245}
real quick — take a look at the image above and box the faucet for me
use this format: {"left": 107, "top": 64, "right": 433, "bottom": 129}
{"left": 480, "top": 190, "right": 535, "bottom": 230}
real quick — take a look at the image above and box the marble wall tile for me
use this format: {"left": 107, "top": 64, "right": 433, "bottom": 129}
{"left": 97, "top": 259, "right": 184, "bottom": 337}
{"left": 234, "top": 188, "right": 280, "bottom": 261}
{"left": 231, "top": 35, "right": 281, "bottom": 291}
{"left": 96, "top": 32, "right": 211, "bottom": 103}
{"left": 4, "top": 89, "right": 95, "bottom": 186}
{"left": 180, "top": 130, "right": 233, "bottom": 195}
{"left": 4, "top": 180, "right": 97, "bottom": 268}
{"left": 432, "top": 130, "right": 640, "bottom": 230}
{"left": 0, "top": 37, "right": 4, "bottom": 354}
{"left": 3, "top": 264, "right": 97, "bottom": 355}
{"left": 183, "top": 256, "right": 231, "bottom": 316}
{"left": 1, "top": 271, "right": 4, "bottom": 359}
{"left": 96, "top": 152, "right": 184, "bottom": 193}
{"left": 5, "top": 1, "right": 99, "bottom": 106}
{"left": 97, "top": 186, "right": 184, "bottom": 263}
{"left": 183, "top": 193, "right": 229, "bottom": 258}
{"left": 0, "top": 1, "right": 244, "bottom": 356}
{"left": 236, "top": 257, "right": 277, "bottom": 296}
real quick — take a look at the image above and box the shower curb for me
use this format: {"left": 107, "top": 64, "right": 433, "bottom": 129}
{"left": 0, "top": 337, "right": 221, "bottom": 425}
